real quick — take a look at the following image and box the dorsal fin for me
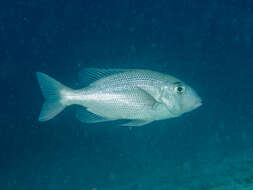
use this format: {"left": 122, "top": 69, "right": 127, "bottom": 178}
{"left": 78, "top": 68, "right": 129, "bottom": 86}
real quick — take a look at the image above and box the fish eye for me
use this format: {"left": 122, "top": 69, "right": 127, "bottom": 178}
{"left": 174, "top": 85, "right": 185, "bottom": 94}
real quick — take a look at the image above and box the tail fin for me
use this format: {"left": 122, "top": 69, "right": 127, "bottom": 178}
{"left": 36, "top": 72, "right": 67, "bottom": 122}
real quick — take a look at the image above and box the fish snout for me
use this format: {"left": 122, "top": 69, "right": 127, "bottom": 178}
{"left": 194, "top": 97, "right": 202, "bottom": 108}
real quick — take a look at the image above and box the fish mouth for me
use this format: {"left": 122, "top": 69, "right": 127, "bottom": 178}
{"left": 186, "top": 99, "right": 202, "bottom": 112}
{"left": 194, "top": 98, "right": 202, "bottom": 108}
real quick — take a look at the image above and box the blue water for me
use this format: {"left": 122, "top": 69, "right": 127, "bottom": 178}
{"left": 1, "top": 0, "right": 253, "bottom": 189}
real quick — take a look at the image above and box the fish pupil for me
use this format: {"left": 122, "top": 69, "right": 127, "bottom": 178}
{"left": 177, "top": 87, "right": 183, "bottom": 92}
{"left": 176, "top": 86, "right": 185, "bottom": 94}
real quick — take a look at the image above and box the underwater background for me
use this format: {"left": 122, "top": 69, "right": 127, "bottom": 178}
{"left": 1, "top": 0, "right": 253, "bottom": 189}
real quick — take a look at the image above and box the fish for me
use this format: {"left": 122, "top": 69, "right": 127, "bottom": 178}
{"left": 36, "top": 68, "right": 202, "bottom": 127}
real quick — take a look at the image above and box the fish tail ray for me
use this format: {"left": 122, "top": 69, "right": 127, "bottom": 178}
{"left": 36, "top": 72, "right": 67, "bottom": 121}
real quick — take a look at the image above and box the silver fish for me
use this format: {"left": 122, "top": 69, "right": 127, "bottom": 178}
{"left": 36, "top": 68, "right": 202, "bottom": 126}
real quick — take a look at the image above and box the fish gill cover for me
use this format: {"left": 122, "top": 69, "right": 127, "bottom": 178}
{"left": 0, "top": 0, "right": 253, "bottom": 189}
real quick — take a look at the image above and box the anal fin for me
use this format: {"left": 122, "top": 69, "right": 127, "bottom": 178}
{"left": 76, "top": 106, "right": 112, "bottom": 123}
{"left": 120, "top": 120, "right": 153, "bottom": 127}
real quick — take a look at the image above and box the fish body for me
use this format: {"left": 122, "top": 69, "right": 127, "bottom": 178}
{"left": 37, "top": 69, "right": 202, "bottom": 126}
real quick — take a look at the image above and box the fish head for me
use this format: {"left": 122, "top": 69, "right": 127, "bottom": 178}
{"left": 160, "top": 81, "right": 202, "bottom": 116}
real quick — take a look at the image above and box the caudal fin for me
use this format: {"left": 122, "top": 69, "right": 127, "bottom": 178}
{"left": 36, "top": 72, "right": 66, "bottom": 122}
